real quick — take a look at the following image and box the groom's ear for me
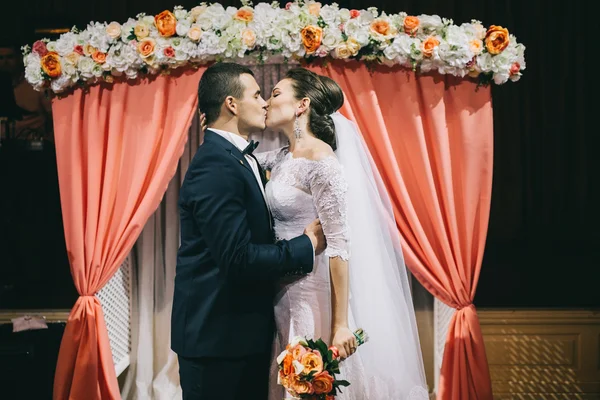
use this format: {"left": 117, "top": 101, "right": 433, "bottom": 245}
{"left": 224, "top": 95, "right": 238, "bottom": 116}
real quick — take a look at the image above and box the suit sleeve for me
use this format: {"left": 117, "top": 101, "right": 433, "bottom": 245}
{"left": 185, "top": 150, "right": 314, "bottom": 281}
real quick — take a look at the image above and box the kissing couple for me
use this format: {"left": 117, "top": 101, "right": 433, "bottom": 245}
{"left": 171, "top": 62, "right": 429, "bottom": 400}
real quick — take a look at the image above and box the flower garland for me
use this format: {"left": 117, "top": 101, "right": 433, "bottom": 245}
{"left": 22, "top": 0, "right": 525, "bottom": 94}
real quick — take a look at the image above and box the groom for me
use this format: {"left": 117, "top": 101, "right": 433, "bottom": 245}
{"left": 171, "top": 62, "right": 325, "bottom": 400}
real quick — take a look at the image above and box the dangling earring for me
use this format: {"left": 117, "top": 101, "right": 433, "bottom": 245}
{"left": 294, "top": 112, "right": 302, "bottom": 141}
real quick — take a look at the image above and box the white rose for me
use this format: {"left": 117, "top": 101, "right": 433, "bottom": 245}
{"left": 51, "top": 75, "right": 72, "bottom": 93}
{"left": 25, "top": 63, "right": 44, "bottom": 87}
{"left": 276, "top": 350, "right": 289, "bottom": 365}
{"left": 493, "top": 72, "right": 509, "bottom": 85}
{"left": 46, "top": 41, "right": 57, "bottom": 52}
{"left": 344, "top": 20, "right": 369, "bottom": 45}
{"left": 190, "top": 5, "right": 207, "bottom": 21}
{"left": 418, "top": 14, "right": 443, "bottom": 31}
{"left": 320, "top": 5, "right": 338, "bottom": 25}
{"left": 293, "top": 360, "right": 304, "bottom": 375}
{"left": 143, "top": 16, "right": 155, "bottom": 25}
{"left": 358, "top": 10, "right": 374, "bottom": 24}
{"left": 476, "top": 53, "right": 494, "bottom": 72}
{"left": 334, "top": 43, "right": 352, "bottom": 59}
{"left": 338, "top": 8, "right": 351, "bottom": 22}
{"left": 174, "top": 9, "right": 188, "bottom": 20}
{"left": 92, "top": 63, "right": 103, "bottom": 77}
{"left": 62, "top": 62, "right": 77, "bottom": 77}
{"left": 290, "top": 336, "right": 308, "bottom": 347}
{"left": 106, "top": 22, "right": 122, "bottom": 40}
{"left": 176, "top": 20, "right": 191, "bottom": 36}
{"left": 322, "top": 28, "right": 341, "bottom": 48}
{"left": 77, "top": 56, "right": 95, "bottom": 78}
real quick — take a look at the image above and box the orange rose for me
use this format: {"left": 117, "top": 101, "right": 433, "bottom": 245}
{"left": 282, "top": 353, "right": 294, "bottom": 376}
{"left": 370, "top": 18, "right": 396, "bottom": 39}
{"left": 422, "top": 36, "right": 440, "bottom": 58}
{"left": 92, "top": 51, "right": 107, "bottom": 64}
{"left": 241, "top": 28, "right": 257, "bottom": 47}
{"left": 308, "top": 2, "right": 322, "bottom": 16}
{"left": 41, "top": 52, "right": 61, "bottom": 78}
{"left": 485, "top": 25, "right": 509, "bottom": 55}
{"left": 137, "top": 38, "right": 156, "bottom": 58}
{"left": 300, "top": 350, "right": 323, "bottom": 375}
{"left": 279, "top": 371, "right": 291, "bottom": 389}
{"left": 289, "top": 374, "right": 313, "bottom": 395}
{"left": 403, "top": 16, "right": 420, "bottom": 36}
{"left": 155, "top": 10, "right": 177, "bottom": 37}
{"left": 312, "top": 371, "right": 334, "bottom": 394}
{"left": 301, "top": 25, "right": 323, "bottom": 54}
{"left": 235, "top": 7, "right": 254, "bottom": 22}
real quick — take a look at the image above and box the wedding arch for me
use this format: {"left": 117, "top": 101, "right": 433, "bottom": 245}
{"left": 22, "top": 1, "right": 525, "bottom": 399}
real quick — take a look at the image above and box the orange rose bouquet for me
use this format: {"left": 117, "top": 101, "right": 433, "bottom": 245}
{"left": 276, "top": 329, "right": 368, "bottom": 399}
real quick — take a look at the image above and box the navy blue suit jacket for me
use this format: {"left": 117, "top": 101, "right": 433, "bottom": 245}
{"left": 171, "top": 129, "right": 314, "bottom": 358}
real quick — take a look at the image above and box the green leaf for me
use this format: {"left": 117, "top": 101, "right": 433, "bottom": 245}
{"left": 335, "top": 379, "right": 351, "bottom": 387}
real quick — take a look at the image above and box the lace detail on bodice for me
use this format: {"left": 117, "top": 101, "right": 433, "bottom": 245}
{"left": 255, "top": 147, "right": 288, "bottom": 171}
{"left": 260, "top": 149, "right": 350, "bottom": 261}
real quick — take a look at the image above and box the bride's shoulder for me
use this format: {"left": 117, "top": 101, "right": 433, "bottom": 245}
{"left": 295, "top": 141, "right": 336, "bottom": 162}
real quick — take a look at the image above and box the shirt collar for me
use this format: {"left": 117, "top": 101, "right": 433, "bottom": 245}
{"left": 209, "top": 128, "right": 249, "bottom": 153}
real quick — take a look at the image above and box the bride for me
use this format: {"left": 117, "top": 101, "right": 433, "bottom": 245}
{"left": 254, "top": 68, "right": 429, "bottom": 400}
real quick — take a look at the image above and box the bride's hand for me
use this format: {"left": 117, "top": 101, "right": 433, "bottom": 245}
{"left": 199, "top": 112, "right": 207, "bottom": 132}
{"left": 331, "top": 326, "right": 357, "bottom": 360}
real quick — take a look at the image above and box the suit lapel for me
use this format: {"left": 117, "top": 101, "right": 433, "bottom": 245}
{"left": 205, "top": 130, "right": 272, "bottom": 228}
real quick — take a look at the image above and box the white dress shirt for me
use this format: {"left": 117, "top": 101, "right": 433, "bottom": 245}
{"left": 210, "top": 128, "right": 267, "bottom": 200}
{"left": 210, "top": 128, "right": 315, "bottom": 260}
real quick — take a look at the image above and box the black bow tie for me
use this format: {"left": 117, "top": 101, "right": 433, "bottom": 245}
{"left": 242, "top": 140, "right": 259, "bottom": 156}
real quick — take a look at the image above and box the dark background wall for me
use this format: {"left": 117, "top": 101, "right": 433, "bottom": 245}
{"left": 1, "top": 0, "right": 597, "bottom": 309}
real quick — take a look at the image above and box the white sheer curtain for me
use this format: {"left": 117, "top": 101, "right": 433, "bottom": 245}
{"left": 120, "top": 65, "right": 294, "bottom": 400}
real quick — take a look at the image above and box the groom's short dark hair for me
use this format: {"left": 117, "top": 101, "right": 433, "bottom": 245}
{"left": 198, "top": 62, "right": 254, "bottom": 125}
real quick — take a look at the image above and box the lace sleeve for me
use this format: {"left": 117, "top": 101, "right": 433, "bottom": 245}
{"left": 254, "top": 147, "right": 288, "bottom": 170}
{"left": 309, "top": 156, "right": 350, "bottom": 260}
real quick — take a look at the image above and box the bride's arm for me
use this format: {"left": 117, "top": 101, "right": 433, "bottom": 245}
{"left": 309, "top": 155, "right": 357, "bottom": 359}
{"left": 329, "top": 257, "right": 357, "bottom": 359}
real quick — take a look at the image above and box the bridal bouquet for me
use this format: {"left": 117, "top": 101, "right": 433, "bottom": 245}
{"left": 276, "top": 329, "right": 368, "bottom": 399}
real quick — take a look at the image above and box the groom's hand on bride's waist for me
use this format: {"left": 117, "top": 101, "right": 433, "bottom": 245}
{"left": 304, "top": 219, "right": 326, "bottom": 255}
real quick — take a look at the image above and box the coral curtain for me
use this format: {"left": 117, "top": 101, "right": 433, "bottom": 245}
{"left": 308, "top": 62, "right": 494, "bottom": 399}
{"left": 51, "top": 68, "right": 204, "bottom": 400}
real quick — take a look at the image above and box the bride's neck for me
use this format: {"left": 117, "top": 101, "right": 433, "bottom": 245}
{"left": 285, "top": 118, "right": 314, "bottom": 152}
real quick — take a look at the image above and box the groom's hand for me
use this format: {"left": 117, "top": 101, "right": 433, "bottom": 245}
{"left": 304, "top": 219, "right": 326, "bottom": 255}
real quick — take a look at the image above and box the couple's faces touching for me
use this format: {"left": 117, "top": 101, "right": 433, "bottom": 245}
{"left": 230, "top": 74, "right": 302, "bottom": 132}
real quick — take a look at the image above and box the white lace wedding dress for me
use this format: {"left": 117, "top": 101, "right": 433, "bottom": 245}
{"left": 257, "top": 142, "right": 429, "bottom": 400}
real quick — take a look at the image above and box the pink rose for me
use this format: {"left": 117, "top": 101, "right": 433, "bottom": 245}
{"left": 285, "top": 2, "right": 292, "bottom": 10}
{"left": 329, "top": 346, "right": 340, "bottom": 359}
{"left": 510, "top": 62, "right": 521, "bottom": 75}
{"left": 350, "top": 9, "right": 360, "bottom": 19}
{"left": 32, "top": 41, "right": 48, "bottom": 56}
{"left": 73, "top": 45, "right": 84, "bottom": 55}
{"left": 163, "top": 47, "right": 175, "bottom": 58}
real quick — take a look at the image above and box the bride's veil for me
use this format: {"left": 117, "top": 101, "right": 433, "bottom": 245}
{"left": 331, "top": 112, "right": 428, "bottom": 396}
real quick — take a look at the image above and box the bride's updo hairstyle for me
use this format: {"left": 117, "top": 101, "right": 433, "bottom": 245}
{"left": 285, "top": 68, "right": 344, "bottom": 151}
